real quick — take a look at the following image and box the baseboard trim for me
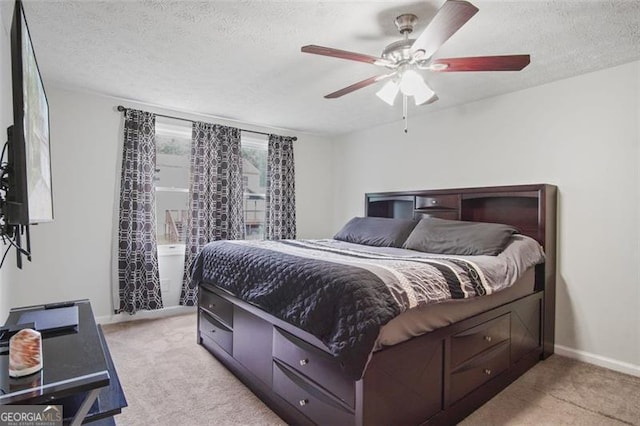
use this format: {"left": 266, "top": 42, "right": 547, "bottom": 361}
{"left": 96, "top": 305, "right": 196, "bottom": 325}
{"left": 555, "top": 344, "right": 640, "bottom": 377}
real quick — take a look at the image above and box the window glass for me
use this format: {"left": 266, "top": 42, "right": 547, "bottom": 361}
{"left": 241, "top": 135, "right": 268, "bottom": 239}
{"left": 155, "top": 118, "right": 191, "bottom": 245}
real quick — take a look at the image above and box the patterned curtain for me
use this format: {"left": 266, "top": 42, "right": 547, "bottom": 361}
{"left": 265, "top": 135, "right": 296, "bottom": 240}
{"left": 180, "top": 122, "right": 244, "bottom": 306}
{"left": 117, "top": 109, "right": 163, "bottom": 314}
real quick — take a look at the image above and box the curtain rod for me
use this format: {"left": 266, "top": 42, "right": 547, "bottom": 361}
{"left": 116, "top": 105, "right": 297, "bottom": 141}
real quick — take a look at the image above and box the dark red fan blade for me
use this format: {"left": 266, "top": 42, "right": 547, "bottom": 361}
{"left": 411, "top": 0, "right": 479, "bottom": 59}
{"left": 432, "top": 55, "right": 530, "bottom": 71}
{"left": 302, "top": 45, "right": 390, "bottom": 66}
{"left": 325, "top": 74, "right": 393, "bottom": 99}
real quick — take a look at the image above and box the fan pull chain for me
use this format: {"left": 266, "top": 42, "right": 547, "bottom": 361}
{"left": 403, "top": 95, "right": 408, "bottom": 133}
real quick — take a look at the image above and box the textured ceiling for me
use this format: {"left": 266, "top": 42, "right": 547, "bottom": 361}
{"left": 20, "top": 0, "right": 640, "bottom": 136}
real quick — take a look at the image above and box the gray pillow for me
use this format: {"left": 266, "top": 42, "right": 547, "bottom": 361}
{"left": 403, "top": 217, "right": 519, "bottom": 256}
{"left": 334, "top": 217, "right": 418, "bottom": 248}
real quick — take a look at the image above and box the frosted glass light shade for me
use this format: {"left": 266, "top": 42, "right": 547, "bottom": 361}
{"left": 376, "top": 81, "right": 400, "bottom": 106}
{"left": 399, "top": 69, "right": 424, "bottom": 96}
{"left": 414, "top": 81, "right": 436, "bottom": 106}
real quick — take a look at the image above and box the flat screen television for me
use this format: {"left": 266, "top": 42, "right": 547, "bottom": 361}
{"left": 7, "top": 0, "right": 53, "bottom": 226}
{"left": 1, "top": 0, "right": 53, "bottom": 268}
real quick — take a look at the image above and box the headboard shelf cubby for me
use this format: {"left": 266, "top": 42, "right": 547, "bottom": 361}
{"left": 367, "top": 195, "right": 414, "bottom": 219}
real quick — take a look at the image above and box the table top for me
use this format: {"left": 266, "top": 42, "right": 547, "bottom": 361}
{"left": 0, "top": 300, "right": 110, "bottom": 405}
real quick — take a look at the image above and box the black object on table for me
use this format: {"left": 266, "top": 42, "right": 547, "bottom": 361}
{"left": 0, "top": 300, "right": 127, "bottom": 425}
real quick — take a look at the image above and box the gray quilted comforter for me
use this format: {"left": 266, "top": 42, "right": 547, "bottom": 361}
{"left": 191, "top": 238, "right": 544, "bottom": 379}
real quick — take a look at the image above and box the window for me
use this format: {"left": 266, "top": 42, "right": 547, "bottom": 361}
{"left": 154, "top": 118, "right": 191, "bottom": 246}
{"left": 241, "top": 134, "right": 268, "bottom": 239}
{"left": 154, "top": 121, "right": 268, "bottom": 243}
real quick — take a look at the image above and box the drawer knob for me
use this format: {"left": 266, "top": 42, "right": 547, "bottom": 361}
{"left": 432, "top": 200, "right": 438, "bottom": 204}
{"left": 484, "top": 335, "right": 492, "bottom": 342}
{"left": 299, "top": 399, "right": 309, "bottom": 407}
{"left": 484, "top": 368, "right": 492, "bottom": 376}
{"left": 211, "top": 329, "right": 216, "bottom": 333}
{"left": 299, "top": 358, "right": 309, "bottom": 366}
{"left": 208, "top": 303, "right": 216, "bottom": 309}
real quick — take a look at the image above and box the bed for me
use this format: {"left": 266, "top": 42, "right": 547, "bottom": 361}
{"left": 194, "top": 184, "right": 557, "bottom": 425}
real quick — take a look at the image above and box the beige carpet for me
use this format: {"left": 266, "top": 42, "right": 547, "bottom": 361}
{"left": 102, "top": 313, "right": 640, "bottom": 425}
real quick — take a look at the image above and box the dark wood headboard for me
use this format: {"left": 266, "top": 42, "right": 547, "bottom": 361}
{"left": 365, "top": 184, "right": 557, "bottom": 357}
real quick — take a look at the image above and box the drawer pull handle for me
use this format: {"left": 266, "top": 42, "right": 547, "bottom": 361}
{"left": 299, "top": 399, "right": 309, "bottom": 407}
{"left": 484, "top": 335, "right": 492, "bottom": 342}
{"left": 484, "top": 368, "right": 492, "bottom": 376}
{"left": 299, "top": 358, "right": 309, "bottom": 366}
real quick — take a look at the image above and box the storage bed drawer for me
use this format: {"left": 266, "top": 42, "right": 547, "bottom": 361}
{"left": 199, "top": 310, "right": 233, "bottom": 355}
{"left": 450, "top": 342, "right": 509, "bottom": 403}
{"left": 273, "top": 361, "right": 354, "bottom": 426}
{"left": 415, "top": 195, "right": 459, "bottom": 210}
{"left": 200, "top": 288, "right": 234, "bottom": 327}
{"left": 450, "top": 314, "right": 510, "bottom": 368}
{"left": 273, "top": 328, "right": 354, "bottom": 407}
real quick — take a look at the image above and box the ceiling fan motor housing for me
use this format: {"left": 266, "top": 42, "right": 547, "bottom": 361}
{"left": 382, "top": 14, "right": 421, "bottom": 64}
{"left": 395, "top": 14, "right": 418, "bottom": 34}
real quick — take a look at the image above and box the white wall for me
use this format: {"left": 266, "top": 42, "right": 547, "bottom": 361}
{"left": 295, "top": 132, "right": 335, "bottom": 239}
{"left": 7, "top": 87, "right": 334, "bottom": 319}
{"left": 8, "top": 88, "right": 121, "bottom": 318}
{"left": 332, "top": 61, "right": 640, "bottom": 374}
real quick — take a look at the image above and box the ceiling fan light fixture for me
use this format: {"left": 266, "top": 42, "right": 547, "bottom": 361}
{"left": 376, "top": 80, "right": 400, "bottom": 106}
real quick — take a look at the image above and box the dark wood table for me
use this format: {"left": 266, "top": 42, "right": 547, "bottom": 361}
{"left": 0, "top": 300, "right": 126, "bottom": 425}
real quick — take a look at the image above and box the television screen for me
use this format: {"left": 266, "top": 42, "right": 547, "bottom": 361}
{"left": 8, "top": 0, "right": 53, "bottom": 225}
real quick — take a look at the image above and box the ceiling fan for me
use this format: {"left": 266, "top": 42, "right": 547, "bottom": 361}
{"left": 301, "top": 0, "right": 530, "bottom": 115}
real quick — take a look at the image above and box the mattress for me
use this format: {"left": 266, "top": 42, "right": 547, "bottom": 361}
{"left": 374, "top": 266, "right": 535, "bottom": 350}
